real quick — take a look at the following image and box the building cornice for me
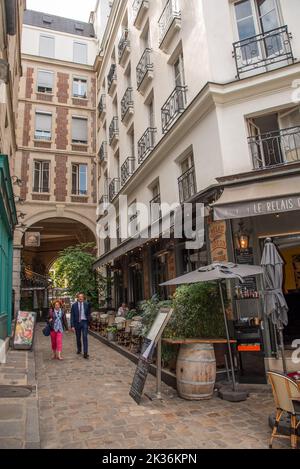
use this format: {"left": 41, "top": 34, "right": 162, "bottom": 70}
{"left": 18, "top": 146, "right": 96, "bottom": 158}
{"left": 19, "top": 97, "right": 96, "bottom": 112}
{"left": 22, "top": 53, "right": 95, "bottom": 72}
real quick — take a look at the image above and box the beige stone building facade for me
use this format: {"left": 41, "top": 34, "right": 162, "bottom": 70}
{"left": 14, "top": 10, "right": 98, "bottom": 312}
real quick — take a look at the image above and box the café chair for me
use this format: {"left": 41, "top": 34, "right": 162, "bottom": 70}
{"left": 268, "top": 371, "right": 300, "bottom": 449}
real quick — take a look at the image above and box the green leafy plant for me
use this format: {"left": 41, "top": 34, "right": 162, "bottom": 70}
{"left": 140, "top": 295, "right": 173, "bottom": 337}
{"left": 50, "top": 243, "right": 106, "bottom": 308}
{"left": 165, "top": 282, "right": 226, "bottom": 339}
{"left": 107, "top": 326, "right": 118, "bottom": 334}
{"left": 126, "top": 310, "right": 138, "bottom": 320}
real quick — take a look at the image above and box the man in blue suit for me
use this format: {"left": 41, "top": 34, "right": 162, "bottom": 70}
{"left": 71, "top": 293, "right": 91, "bottom": 359}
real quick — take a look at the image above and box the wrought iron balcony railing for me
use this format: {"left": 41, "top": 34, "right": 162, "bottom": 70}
{"left": 233, "top": 25, "right": 294, "bottom": 79}
{"left": 109, "top": 178, "right": 121, "bottom": 202}
{"left": 118, "top": 28, "right": 130, "bottom": 61}
{"left": 34, "top": 130, "right": 51, "bottom": 141}
{"left": 98, "top": 94, "right": 106, "bottom": 116}
{"left": 138, "top": 127, "right": 156, "bottom": 163}
{"left": 72, "top": 189, "right": 88, "bottom": 196}
{"left": 136, "top": 48, "right": 153, "bottom": 89}
{"left": 121, "top": 87, "right": 134, "bottom": 121}
{"left": 161, "top": 85, "right": 187, "bottom": 133}
{"left": 158, "top": 0, "right": 181, "bottom": 45}
{"left": 98, "top": 141, "right": 107, "bottom": 163}
{"left": 150, "top": 194, "right": 161, "bottom": 221}
{"left": 178, "top": 166, "right": 196, "bottom": 203}
{"left": 107, "top": 63, "right": 117, "bottom": 92}
{"left": 121, "top": 157, "right": 135, "bottom": 186}
{"left": 248, "top": 126, "right": 300, "bottom": 169}
{"left": 109, "top": 117, "right": 119, "bottom": 145}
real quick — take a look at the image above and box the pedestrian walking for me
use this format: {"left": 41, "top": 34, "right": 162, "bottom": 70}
{"left": 48, "top": 300, "right": 69, "bottom": 360}
{"left": 71, "top": 293, "right": 91, "bottom": 359}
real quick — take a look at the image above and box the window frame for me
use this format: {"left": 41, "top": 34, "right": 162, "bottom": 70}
{"left": 72, "top": 77, "right": 88, "bottom": 99}
{"left": 71, "top": 116, "right": 88, "bottom": 144}
{"left": 37, "top": 69, "right": 54, "bottom": 94}
{"left": 33, "top": 160, "right": 50, "bottom": 193}
{"left": 34, "top": 111, "right": 52, "bottom": 141}
{"left": 72, "top": 163, "right": 88, "bottom": 196}
{"left": 73, "top": 41, "right": 88, "bottom": 64}
{"left": 39, "top": 34, "right": 55, "bottom": 59}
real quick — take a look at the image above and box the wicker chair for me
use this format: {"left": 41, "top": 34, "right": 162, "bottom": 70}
{"left": 268, "top": 371, "right": 300, "bottom": 449}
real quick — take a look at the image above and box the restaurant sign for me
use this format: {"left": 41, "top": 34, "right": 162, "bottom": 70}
{"left": 214, "top": 195, "right": 300, "bottom": 221}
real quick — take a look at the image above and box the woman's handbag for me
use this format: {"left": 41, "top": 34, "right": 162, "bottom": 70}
{"left": 42, "top": 323, "right": 51, "bottom": 337}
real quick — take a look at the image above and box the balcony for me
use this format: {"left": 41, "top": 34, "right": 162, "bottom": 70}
{"left": 133, "top": 0, "right": 149, "bottom": 29}
{"left": 121, "top": 157, "right": 135, "bottom": 186}
{"left": 138, "top": 127, "right": 156, "bottom": 164}
{"left": 98, "top": 94, "right": 106, "bottom": 118}
{"left": 178, "top": 166, "right": 196, "bottom": 203}
{"left": 158, "top": 0, "right": 181, "bottom": 53}
{"left": 136, "top": 48, "right": 153, "bottom": 95}
{"left": 109, "top": 178, "right": 121, "bottom": 202}
{"left": 121, "top": 87, "right": 134, "bottom": 125}
{"left": 161, "top": 85, "right": 187, "bottom": 133}
{"left": 233, "top": 25, "right": 294, "bottom": 79}
{"left": 150, "top": 194, "right": 161, "bottom": 222}
{"left": 98, "top": 141, "right": 107, "bottom": 164}
{"left": 118, "top": 29, "right": 130, "bottom": 67}
{"left": 248, "top": 126, "right": 300, "bottom": 170}
{"left": 107, "top": 64, "right": 117, "bottom": 96}
{"left": 109, "top": 117, "right": 119, "bottom": 147}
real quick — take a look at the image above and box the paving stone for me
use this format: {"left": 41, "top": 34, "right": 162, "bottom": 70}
{"left": 0, "top": 404, "right": 23, "bottom": 420}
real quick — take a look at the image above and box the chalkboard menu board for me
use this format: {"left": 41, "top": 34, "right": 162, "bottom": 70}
{"left": 235, "top": 248, "right": 257, "bottom": 291}
{"left": 129, "top": 356, "right": 152, "bottom": 405}
{"left": 129, "top": 308, "right": 173, "bottom": 405}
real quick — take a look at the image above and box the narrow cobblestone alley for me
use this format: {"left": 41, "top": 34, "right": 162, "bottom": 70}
{"left": 33, "top": 326, "right": 283, "bottom": 450}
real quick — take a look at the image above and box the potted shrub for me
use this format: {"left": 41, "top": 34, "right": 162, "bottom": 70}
{"left": 107, "top": 326, "right": 117, "bottom": 342}
{"left": 164, "top": 282, "right": 227, "bottom": 400}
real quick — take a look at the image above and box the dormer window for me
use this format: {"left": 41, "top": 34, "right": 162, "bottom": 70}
{"left": 42, "top": 15, "right": 52, "bottom": 25}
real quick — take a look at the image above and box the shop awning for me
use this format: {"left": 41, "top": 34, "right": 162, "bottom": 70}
{"left": 213, "top": 175, "right": 300, "bottom": 220}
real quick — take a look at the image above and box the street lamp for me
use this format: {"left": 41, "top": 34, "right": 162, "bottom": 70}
{"left": 235, "top": 221, "right": 250, "bottom": 251}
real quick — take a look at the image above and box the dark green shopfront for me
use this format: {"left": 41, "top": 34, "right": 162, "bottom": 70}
{"left": 0, "top": 155, "right": 17, "bottom": 341}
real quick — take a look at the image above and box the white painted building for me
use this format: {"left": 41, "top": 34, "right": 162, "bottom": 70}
{"left": 93, "top": 0, "right": 300, "bottom": 377}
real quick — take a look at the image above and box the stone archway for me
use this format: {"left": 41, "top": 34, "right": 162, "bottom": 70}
{"left": 13, "top": 211, "right": 97, "bottom": 314}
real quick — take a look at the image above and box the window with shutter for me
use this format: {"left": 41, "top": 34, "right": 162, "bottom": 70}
{"left": 73, "top": 42, "right": 88, "bottom": 64}
{"left": 72, "top": 117, "right": 88, "bottom": 144}
{"left": 37, "top": 70, "right": 54, "bottom": 93}
{"left": 39, "top": 35, "right": 55, "bottom": 58}
{"left": 35, "top": 112, "right": 52, "bottom": 140}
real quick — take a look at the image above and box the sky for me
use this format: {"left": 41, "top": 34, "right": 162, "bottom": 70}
{"left": 26, "top": 0, "right": 97, "bottom": 22}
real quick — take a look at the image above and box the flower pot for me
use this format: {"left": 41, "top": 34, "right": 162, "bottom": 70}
{"left": 107, "top": 332, "right": 116, "bottom": 342}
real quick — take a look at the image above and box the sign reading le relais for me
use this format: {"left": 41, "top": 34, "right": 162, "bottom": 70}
{"left": 214, "top": 195, "right": 300, "bottom": 220}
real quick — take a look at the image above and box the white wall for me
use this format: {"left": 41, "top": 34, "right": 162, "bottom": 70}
{"left": 22, "top": 25, "right": 97, "bottom": 65}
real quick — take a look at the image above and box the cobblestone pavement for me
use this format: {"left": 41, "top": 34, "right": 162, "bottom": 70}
{"left": 32, "top": 326, "right": 288, "bottom": 450}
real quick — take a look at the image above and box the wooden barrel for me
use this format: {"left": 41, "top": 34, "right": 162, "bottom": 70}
{"left": 176, "top": 343, "right": 216, "bottom": 400}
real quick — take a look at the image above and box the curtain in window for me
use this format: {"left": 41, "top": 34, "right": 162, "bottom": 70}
{"left": 38, "top": 70, "right": 53, "bottom": 91}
